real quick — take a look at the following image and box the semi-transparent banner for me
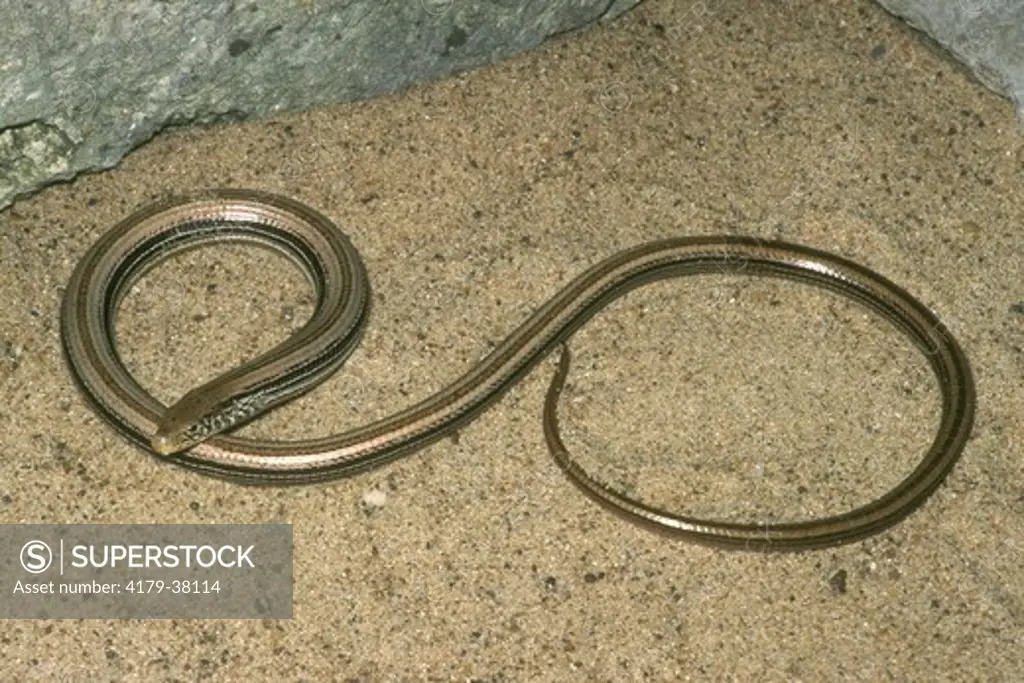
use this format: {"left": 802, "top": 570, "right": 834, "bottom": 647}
{"left": 1, "top": 525, "right": 292, "bottom": 619}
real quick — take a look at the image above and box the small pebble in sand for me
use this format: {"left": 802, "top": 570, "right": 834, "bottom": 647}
{"left": 361, "top": 488, "right": 388, "bottom": 508}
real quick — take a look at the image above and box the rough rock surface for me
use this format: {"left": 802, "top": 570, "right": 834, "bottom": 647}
{"left": 3, "top": 0, "right": 1021, "bottom": 211}
{"left": 875, "top": 0, "right": 1023, "bottom": 116}
{"left": 0, "top": 0, "right": 640, "bottom": 210}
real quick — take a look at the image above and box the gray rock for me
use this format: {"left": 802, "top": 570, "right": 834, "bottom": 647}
{"left": 874, "top": 0, "right": 1024, "bottom": 119}
{"left": 0, "top": 0, "right": 641, "bottom": 211}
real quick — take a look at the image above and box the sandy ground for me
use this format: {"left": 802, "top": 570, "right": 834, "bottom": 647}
{"left": 1, "top": 0, "right": 1022, "bottom": 680}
